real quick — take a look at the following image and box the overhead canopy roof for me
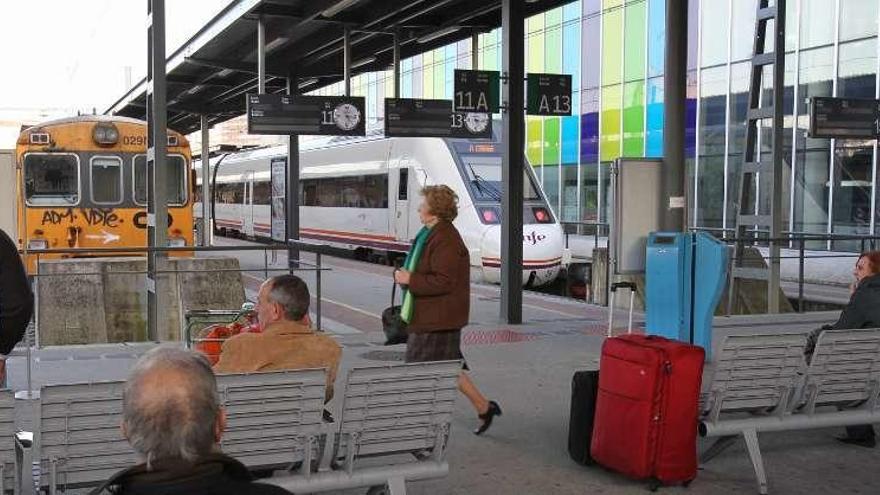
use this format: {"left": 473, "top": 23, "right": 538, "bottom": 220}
{"left": 105, "top": 0, "right": 573, "bottom": 135}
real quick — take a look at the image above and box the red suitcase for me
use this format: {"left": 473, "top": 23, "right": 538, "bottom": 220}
{"left": 590, "top": 334, "right": 704, "bottom": 487}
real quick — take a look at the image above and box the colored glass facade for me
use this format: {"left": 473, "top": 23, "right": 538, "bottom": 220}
{"left": 311, "top": 0, "right": 880, "bottom": 250}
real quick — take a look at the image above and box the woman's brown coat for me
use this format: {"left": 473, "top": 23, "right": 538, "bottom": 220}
{"left": 405, "top": 220, "right": 471, "bottom": 333}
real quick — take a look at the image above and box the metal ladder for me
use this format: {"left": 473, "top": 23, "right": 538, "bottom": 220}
{"left": 728, "top": 0, "right": 787, "bottom": 314}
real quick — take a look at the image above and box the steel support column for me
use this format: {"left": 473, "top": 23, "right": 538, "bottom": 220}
{"left": 392, "top": 29, "right": 401, "bottom": 98}
{"left": 286, "top": 73, "right": 301, "bottom": 271}
{"left": 661, "top": 0, "right": 688, "bottom": 232}
{"left": 343, "top": 27, "right": 352, "bottom": 96}
{"left": 146, "top": 0, "right": 168, "bottom": 341}
{"left": 472, "top": 31, "right": 479, "bottom": 69}
{"left": 501, "top": 0, "right": 524, "bottom": 324}
{"left": 257, "top": 16, "right": 266, "bottom": 93}
{"left": 200, "top": 114, "right": 211, "bottom": 246}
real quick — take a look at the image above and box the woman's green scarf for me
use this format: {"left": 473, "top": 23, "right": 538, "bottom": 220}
{"left": 400, "top": 226, "right": 432, "bottom": 323}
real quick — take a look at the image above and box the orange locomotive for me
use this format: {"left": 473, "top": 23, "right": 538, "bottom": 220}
{"left": 12, "top": 116, "right": 194, "bottom": 272}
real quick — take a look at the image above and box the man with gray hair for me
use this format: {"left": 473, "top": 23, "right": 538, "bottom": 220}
{"left": 215, "top": 274, "right": 341, "bottom": 401}
{"left": 92, "top": 347, "right": 291, "bottom": 494}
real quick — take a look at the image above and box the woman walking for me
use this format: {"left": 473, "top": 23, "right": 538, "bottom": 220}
{"left": 393, "top": 185, "right": 502, "bottom": 435}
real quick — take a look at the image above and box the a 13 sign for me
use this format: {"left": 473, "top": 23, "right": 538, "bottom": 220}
{"left": 527, "top": 73, "right": 573, "bottom": 116}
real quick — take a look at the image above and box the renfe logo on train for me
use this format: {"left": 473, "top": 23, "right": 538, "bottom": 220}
{"left": 524, "top": 231, "right": 547, "bottom": 245}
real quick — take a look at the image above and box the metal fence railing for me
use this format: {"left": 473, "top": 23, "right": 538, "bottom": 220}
{"left": 691, "top": 228, "right": 880, "bottom": 313}
{"left": 20, "top": 240, "right": 333, "bottom": 346}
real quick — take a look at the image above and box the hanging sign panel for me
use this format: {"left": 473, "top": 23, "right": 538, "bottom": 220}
{"left": 526, "top": 73, "right": 572, "bottom": 116}
{"left": 247, "top": 94, "right": 366, "bottom": 136}
{"left": 384, "top": 98, "right": 492, "bottom": 139}
{"left": 809, "top": 97, "right": 880, "bottom": 139}
{"left": 453, "top": 69, "right": 500, "bottom": 113}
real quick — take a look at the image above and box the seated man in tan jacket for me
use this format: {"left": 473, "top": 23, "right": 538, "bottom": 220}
{"left": 215, "top": 274, "right": 342, "bottom": 401}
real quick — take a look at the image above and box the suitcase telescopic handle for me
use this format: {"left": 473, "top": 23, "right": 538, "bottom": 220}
{"left": 610, "top": 281, "right": 637, "bottom": 292}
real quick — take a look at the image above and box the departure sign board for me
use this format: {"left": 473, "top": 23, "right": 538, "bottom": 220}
{"left": 809, "top": 97, "right": 880, "bottom": 139}
{"left": 527, "top": 73, "right": 572, "bottom": 116}
{"left": 247, "top": 93, "right": 366, "bottom": 136}
{"left": 453, "top": 70, "right": 500, "bottom": 113}
{"left": 384, "top": 98, "right": 492, "bottom": 139}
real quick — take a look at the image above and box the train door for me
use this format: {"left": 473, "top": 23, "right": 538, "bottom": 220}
{"left": 395, "top": 166, "right": 410, "bottom": 241}
{"left": 242, "top": 171, "right": 255, "bottom": 237}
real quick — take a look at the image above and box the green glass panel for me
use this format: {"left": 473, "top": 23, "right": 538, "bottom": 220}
{"left": 602, "top": 9, "right": 623, "bottom": 85}
{"left": 600, "top": 84, "right": 622, "bottom": 161}
{"left": 433, "top": 49, "right": 445, "bottom": 98}
{"left": 528, "top": 14, "right": 544, "bottom": 73}
{"left": 543, "top": 118, "right": 561, "bottom": 165}
{"left": 423, "top": 51, "right": 434, "bottom": 98}
{"left": 545, "top": 8, "right": 563, "bottom": 74}
{"left": 603, "top": 0, "right": 623, "bottom": 10}
{"left": 527, "top": 117, "right": 543, "bottom": 166}
{"left": 624, "top": 1, "right": 646, "bottom": 81}
{"left": 622, "top": 81, "right": 645, "bottom": 157}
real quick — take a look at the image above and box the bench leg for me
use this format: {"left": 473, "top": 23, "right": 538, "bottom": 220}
{"left": 387, "top": 476, "right": 406, "bottom": 495}
{"left": 699, "top": 435, "right": 738, "bottom": 465}
{"left": 742, "top": 429, "right": 768, "bottom": 495}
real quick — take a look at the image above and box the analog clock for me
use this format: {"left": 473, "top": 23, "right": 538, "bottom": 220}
{"left": 464, "top": 112, "right": 489, "bottom": 134}
{"left": 333, "top": 103, "right": 361, "bottom": 131}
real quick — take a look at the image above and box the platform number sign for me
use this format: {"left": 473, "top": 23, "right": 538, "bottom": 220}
{"left": 453, "top": 70, "right": 500, "bottom": 113}
{"left": 384, "top": 98, "right": 491, "bottom": 139}
{"left": 527, "top": 73, "right": 572, "bottom": 116}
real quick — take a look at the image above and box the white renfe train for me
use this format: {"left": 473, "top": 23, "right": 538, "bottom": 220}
{"left": 195, "top": 130, "right": 569, "bottom": 287}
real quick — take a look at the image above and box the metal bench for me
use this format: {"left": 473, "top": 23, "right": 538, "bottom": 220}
{"left": 0, "top": 391, "right": 16, "bottom": 494}
{"left": 216, "top": 369, "right": 327, "bottom": 471}
{"left": 36, "top": 381, "right": 138, "bottom": 494}
{"left": 269, "top": 360, "right": 461, "bottom": 495}
{"left": 699, "top": 329, "right": 880, "bottom": 494}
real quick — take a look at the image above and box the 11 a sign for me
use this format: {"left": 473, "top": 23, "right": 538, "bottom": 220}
{"left": 453, "top": 69, "right": 500, "bottom": 113}
{"left": 527, "top": 73, "right": 572, "bottom": 116}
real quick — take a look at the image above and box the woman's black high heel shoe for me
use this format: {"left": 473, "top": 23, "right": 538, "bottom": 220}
{"left": 474, "top": 401, "right": 502, "bottom": 435}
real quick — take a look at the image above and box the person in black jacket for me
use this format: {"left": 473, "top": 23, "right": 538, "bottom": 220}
{"left": 91, "top": 347, "right": 291, "bottom": 495}
{"left": 0, "top": 228, "right": 33, "bottom": 385}
{"left": 805, "top": 251, "right": 880, "bottom": 448}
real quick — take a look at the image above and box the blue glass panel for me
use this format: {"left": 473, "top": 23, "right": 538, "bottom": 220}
{"left": 563, "top": 12, "right": 581, "bottom": 84}
{"left": 647, "top": 0, "right": 665, "bottom": 77}
{"left": 561, "top": 115, "right": 579, "bottom": 164}
{"left": 645, "top": 77, "right": 664, "bottom": 157}
{"left": 564, "top": 1, "right": 580, "bottom": 21}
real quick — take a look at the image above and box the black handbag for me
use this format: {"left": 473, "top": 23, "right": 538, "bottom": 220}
{"left": 382, "top": 279, "right": 408, "bottom": 345}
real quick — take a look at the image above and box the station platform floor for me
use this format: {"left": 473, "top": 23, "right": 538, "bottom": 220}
{"left": 7, "top": 239, "right": 879, "bottom": 494}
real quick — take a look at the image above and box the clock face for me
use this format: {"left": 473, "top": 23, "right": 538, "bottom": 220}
{"left": 333, "top": 103, "right": 361, "bottom": 131}
{"left": 464, "top": 112, "right": 489, "bottom": 134}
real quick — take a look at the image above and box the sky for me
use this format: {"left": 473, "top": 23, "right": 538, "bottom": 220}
{"left": 0, "top": 0, "right": 229, "bottom": 146}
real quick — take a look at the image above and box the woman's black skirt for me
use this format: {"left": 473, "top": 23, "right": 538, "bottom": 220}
{"left": 405, "top": 329, "right": 468, "bottom": 369}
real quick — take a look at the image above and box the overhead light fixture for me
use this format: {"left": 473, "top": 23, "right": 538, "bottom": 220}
{"left": 217, "top": 69, "right": 234, "bottom": 77}
{"left": 417, "top": 26, "right": 460, "bottom": 44}
{"left": 322, "top": 0, "right": 361, "bottom": 18}
{"left": 298, "top": 78, "right": 319, "bottom": 89}
{"left": 351, "top": 56, "right": 376, "bottom": 69}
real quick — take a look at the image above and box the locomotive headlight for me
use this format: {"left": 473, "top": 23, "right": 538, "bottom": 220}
{"left": 479, "top": 207, "right": 501, "bottom": 224}
{"left": 92, "top": 123, "right": 119, "bottom": 145}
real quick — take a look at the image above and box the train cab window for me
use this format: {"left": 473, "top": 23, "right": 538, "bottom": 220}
{"left": 90, "top": 156, "right": 123, "bottom": 205}
{"left": 459, "top": 155, "right": 541, "bottom": 202}
{"left": 134, "top": 155, "right": 188, "bottom": 205}
{"left": 398, "top": 168, "right": 409, "bottom": 200}
{"left": 23, "top": 153, "right": 80, "bottom": 206}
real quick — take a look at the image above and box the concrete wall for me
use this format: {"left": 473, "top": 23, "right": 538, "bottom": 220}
{"left": 37, "top": 257, "right": 246, "bottom": 346}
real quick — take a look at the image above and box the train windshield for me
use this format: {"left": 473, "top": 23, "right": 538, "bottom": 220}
{"left": 24, "top": 154, "right": 79, "bottom": 205}
{"left": 458, "top": 154, "right": 541, "bottom": 203}
{"left": 134, "top": 155, "right": 188, "bottom": 205}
